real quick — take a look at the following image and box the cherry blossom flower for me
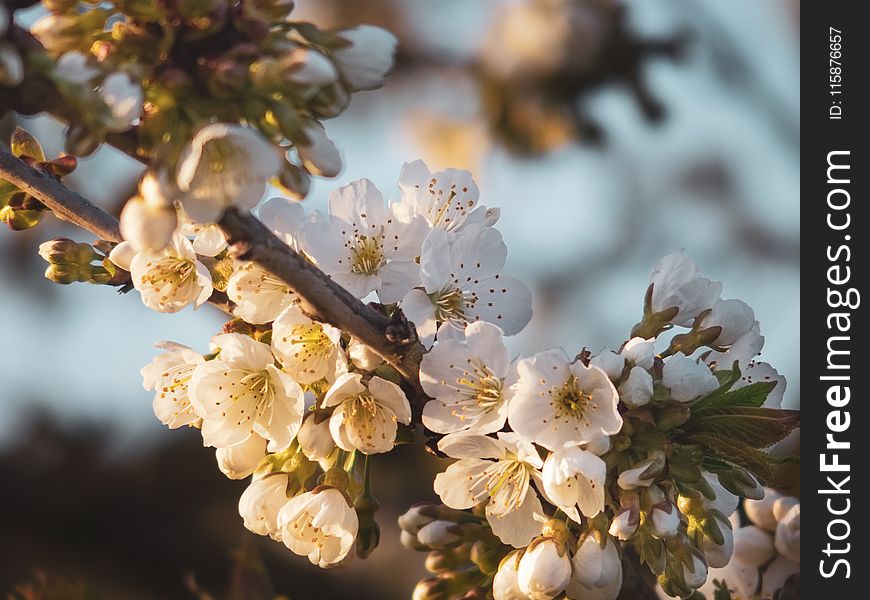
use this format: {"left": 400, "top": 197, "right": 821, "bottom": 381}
{"left": 700, "top": 298, "right": 756, "bottom": 346}
{"left": 176, "top": 124, "right": 282, "bottom": 222}
{"left": 401, "top": 225, "right": 532, "bottom": 346}
{"left": 517, "top": 537, "right": 572, "bottom": 600}
{"left": 420, "top": 321, "right": 514, "bottom": 435}
{"left": 304, "top": 178, "right": 428, "bottom": 303}
{"left": 541, "top": 446, "right": 606, "bottom": 521}
{"left": 618, "top": 366, "right": 653, "bottom": 408}
{"left": 115, "top": 233, "right": 212, "bottom": 313}
{"left": 119, "top": 195, "right": 177, "bottom": 253}
{"left": 297, "top": 414, "right": 335, "bottom": 461}
{"left": 334, "top": 25, "right": 398, "bottom": 91}
{"left": 433, "top": 432, "right": 545, "bottom": 547}
{"left": 141, "top": 341, "right": 204, "bottom": 428}
{"left": 649, "top": 250, "right": 722, "bottom": 327}
{"left": 189, "top": 333, "right": 305, "bottom": 451}
{"left": 238, "top": 472, "right": 290, "bottom": 539}
{"left": 277, "top": 487, "right": 358, "bottom": 568}
{"left": 324, "top": 373, "right": 411, "bottom": 455}
{"left": 508, "top": 348, "right": 622, "bottom": 451}
{"left": 271, "top": 304, "right": 343, "bottom": 384}
{"left": 661, "top": 354, "right": 719, "bottom": 403}
{"left": 297, "top": 122, "right": 342, "bottom": 178}
{"left": 396, "top": 160, "right": 497, "bottom": 233}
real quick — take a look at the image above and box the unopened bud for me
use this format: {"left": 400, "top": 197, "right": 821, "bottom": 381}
{"left": 38, "top": 238, "right": 99, "bottom": 266}
{"left": 650, "top": 502, "right": 681, "bottom": 539}
{"left": 11, "top": 127, "right": 45, "bottom": 161}
{"left": 608, "top": 508, "right": 639, "bottom": 540}
{"left": 348, "top": 337, "right": 384, "bottom": 371}
{"left": 470, "top": 540, "right": 506, "bottom": 575}
{"left": 412, "top": 577, "right": 450, "bottom": 600}
{"left": 417, "top": 520, "right": 464, "bottom": 549}
{"left": 355, "top": 509, "right": 380, "bottom": 559}
{"left": 401, "top": 530, "right": 429, "bottom": 551}
{"left": 398, "top": 502, "right": 439, "bottom": 534}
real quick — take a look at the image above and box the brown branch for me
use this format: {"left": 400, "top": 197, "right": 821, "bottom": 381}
{"left": 0, "top": 144, "right": 429, "bottom": 413}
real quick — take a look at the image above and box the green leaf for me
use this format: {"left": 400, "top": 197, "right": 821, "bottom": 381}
{"left": 693, "top": 381, "right": 778, "bottom": 413}
{"left": 687, "top": 432, "right": 776, "bottom": 483}
{"left": 685, "top": 407, "right": 800, "bottom": 449}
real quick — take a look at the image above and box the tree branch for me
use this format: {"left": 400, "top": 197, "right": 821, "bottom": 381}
{"left": 0, "top": 144, "right": 429, "bottom": 413}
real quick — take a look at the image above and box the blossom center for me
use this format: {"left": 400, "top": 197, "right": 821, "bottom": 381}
{"left": 468, "top": 459, "right": 530, "bottom": 511}
{"left": 552, "top": 375, "right": 594, "bottom": 420}
{"left": 288, "top": 324, "right": 332, "bottom": 358}
{"left": 349, "top": 235, "right": 386, "bottom": 275}
{"left": 234, "top": 370, "right": 274, "bottom": 412}
{"left": 142, "top": 256, "right": 195, "bottom": 298}
{"left": 433, "top": 287, "right": 469, "bottom": 322}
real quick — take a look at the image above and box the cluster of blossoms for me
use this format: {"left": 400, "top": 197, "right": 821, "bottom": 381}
{"left": 26, "top": 0, "right": 395, "bottom": 196}
{"left": 399, "top": 250, "right": 796, "bottom": 600}
{"left": 690, "top": 490, "right": 799, "bottom": 600}
{"left": 124, "top": 160, "right": 535, "bottom": 569}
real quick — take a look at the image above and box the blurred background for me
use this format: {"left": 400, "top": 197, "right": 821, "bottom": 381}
{"left": 1, "top": 0, "right": 799, "bottom": 598}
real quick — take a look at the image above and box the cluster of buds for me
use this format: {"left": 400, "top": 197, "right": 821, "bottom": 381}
{"left": 399, "top": 503, "right": 506, "bottom": 600}
{"left": 38, "top": 237, "right": 114, "bottom": 284}
{"left": 27, "top": 0, "right": 396, "bottom": 198}
{"left": 1, "top": 127, "right": 77, "bottom": 230}
{"left": 0, "top": 2, "right": 22, "bottom": 87}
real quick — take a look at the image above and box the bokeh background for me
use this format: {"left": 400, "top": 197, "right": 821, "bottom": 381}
{"left": 1, "top": 0, "right": 799, "bottom": 598}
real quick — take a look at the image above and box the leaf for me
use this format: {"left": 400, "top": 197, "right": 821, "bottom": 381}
{"left": 686, "top": 432, "right": 776, "bottom": 483}
{"left": 11, "top": 126, "right": 46, "bottom": 162}
{"left": 692, "top": 381, "right": 778, "bottom": 413}
{"left": 685, "top": 407, "right": 800, "bottom": 449}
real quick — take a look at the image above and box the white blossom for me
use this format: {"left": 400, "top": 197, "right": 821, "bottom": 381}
{"left": 189, "top": 333, "right": 305, "bottom": 451}
{"left": 618, "top": 366, "right": 653, "bottom": 408}
{"left": 621, "top": 337, "right": 655, "bottom": 370}
{"left": 567, "top": 535, "right": 622, "bottom": 599}
{"left": 298, "top": 122, "right": 342, "bottom": 178}
{"left": 324, "top": 373, "right": 411, "bottom": 455}
{"left": 701, "top": 471, "right": 739, "bottom": 517}
{"left": 277, "top": 487, "right": 358, "bottom": 568}
{"left": 398, "top": 504, "right": 437, "bottom": 534}
{"left": 283, "top": 47, "right": 338, "bottom": 86}
{"left": 589, "top": 349, "right": 625, "bottom": 381}
{"left": 416, "top": 520, "right": 463, "bottom": 549}
{"left": 271, "top": 304, "right": 342, "bottom": 384}
{"left": 238, "top": 472, "right": 290, "bottom": 539}
{"left": 682, "top": 554, "right": 708, "bottom": 589}
{"left": 421, "top": 321, "right": 513, "bottom": 435}
{"left": 227, "top": 262, "right": 296, "bottom": 324}
{"left": 649, "top": 250, "right": 722, "bottom": 327}
{"left": 701, "top": 518, "right": 734, "bottom": 568}
{"left": 701, "top": 298, "right": 756, "bottom": 346}
{"left": 99, "top": 72, "right": 142, "bottom": 132}
{"left": 704, "top": 321, "right": 764, "bottom": 369}
{"left": 508, "top": 348, "right": 622, "bottom": 451}
{"left": 141, "top": 341, "right": 204, "bottom": 428}
{"left": 661, "top": 355, "right": 719, "bottom": 403}
{"left": 55, "top": 51, "right": 99, "bottom": 84}
{"left": 304, "top": 178, "right": 428, "bottom": 303}
{"left": 347, "top": 338, "right": 384, "bottom": 371}
{"left": 541, "top": 446, "right": 606, "bottom": 522}
{"left": 617, "top": 457, "right": 660, "bottom": 490}
{"left": 732, "top": 525, "right": 775, "bottom": 567}
{"left": 433, "top": 432, "right": 545, "bottom": 548}
{"left": 30, "top": 14, "right": 80, "bottom": 54}
{"left": 402, "top": 225, "right": 531, "bottom": 346}
{"left": 517, "top": 538, "right": 572, "bottom": 600}
{"left": 760, "top": 556, "right": 799, "bottom": 596}
{"left": 297, "top": 413, "right": 335, "bottom": 461}
{"left": 178, "top": 205, "right": 228, "bottom": 257}
{"left": 216, "top": 434, "right": 268, "bottom": 479}
{"left": 396, "top": 160, "right": 494, "bottom": 232}
{"left": 493, "top": 550, "right": 529, "bottom": 600}
{"left": 176, "top": 124, "right": 282, "bottom": 222}
{"left": 334, "top": 25, "right": 398, "bottom": 91}
{"left": 123, "top": 233, "right": 213, "bottom": 313}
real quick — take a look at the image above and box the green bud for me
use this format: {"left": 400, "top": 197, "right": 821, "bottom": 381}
{"left": 426, "top": 549, "right": 463, "bottom": 573}
{"left": 44, "top": 263, "right": 88, "bottom": 284}
{"left": 355, "top": 511, "right": 380, "bottom": 559}
{"left": 469, "top": 540, "right": 506, "bottom": 575}
{"left": 276, "top": 163, "right": 311, "bottom": 201}
{"left": 38, "top": 238, "right": 100, "bottom": 266}
{"left": 11, "top": 127, "right": 46, "bottom": 161}
{"left": 412, "top": 577, "right": 450, "bottom": 600}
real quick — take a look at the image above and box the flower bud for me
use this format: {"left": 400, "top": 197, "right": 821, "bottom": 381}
{"left": 493, "top": 551, "right": 526, "bottom": 600}
{"left": 470, "top": 540, "right": 505, "bottom": 575}
{"left": 618, "top": 453, "right": 664, "bottom": 490}
{"left": 31, "top": 14, "right": 86, "bottom": 54}
{"left": 571, "top": 534, "right": 621, "bottom": 589}
{"left": 99, "top": 72, "right": 143, "bottom": 133}
{"left": 38, "top": 238, "right": 99, "bottom": 266}
{"left": 401, "top": 530, "right": 429, "bottom": 551}
{"left": 621, "top": 337, "right": 655, "bottom": 370}
{"left": 297, "top": 122, "right": 342, "bottom": 177}
{"left": 700, "top": 298, "right": 755, "bottom": 346}
{"left": 772, "top": 496, "right": 799, "bottom": 523}
{"left": 11, "top": 127, "right": 45, "bottom": 161}
{"left": 774, "top": 503, "right": 800, "bottom": 563}
{"left": 732, "top": 525, "right": 775, "bottom": 567}
{"left": 119, "top": 195, "right": 178, "bottom": 252}
{"left": 682, "top": 554, "right": 708, "bottom": 589}
{"left": 355, "top": 508, "right": 381, "bottom": 559}
{"left": 297, "top": 413, "right": 335, "bottom": 460}
{"left": 417, "top": 520, "right": 464, "bottom": 549}
{"left": 333, "top": 25, "right": 397, "bottom": 91}
{"left": 517, "top": 538, "right": 572, "bottom": 600}
{"left": 647, "top": 250, "right": 722, "bottom": 328}
{"left": 609, "top": 508, "right": 639, "bottom": 541}
{"left": 744, "top": 488, "right": 782, "bottom": 531}
{"left": 281, "top": 47, "right": 338, "bottom": 86}
{"left": 760, "top": 556, "right": 799, "bottom": 597}
{"left": 413, "top": 577, "right": 451, "bottom": 600}
{"left": 618, "top": 366, "right": 653, "bottom": 408}
{"left": 426, "top": 548, "right": 464, "bottom": 573}
{"left": 216, "top": 434, "right": 268, "bottom": 479}
{"left": 700, "top": 518, "right": 733, "bottom": 568}
{"left": 650, "top": 502, "right": 681, "bottom": 539}
{"left": 398, "top": 502, "right": 439, "bottom": 534}
{"left": 662, "top": 354, "right": 719, "bottom": 403}
{"left": 589, "top": 349, "right": 625, "bottom": 380}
